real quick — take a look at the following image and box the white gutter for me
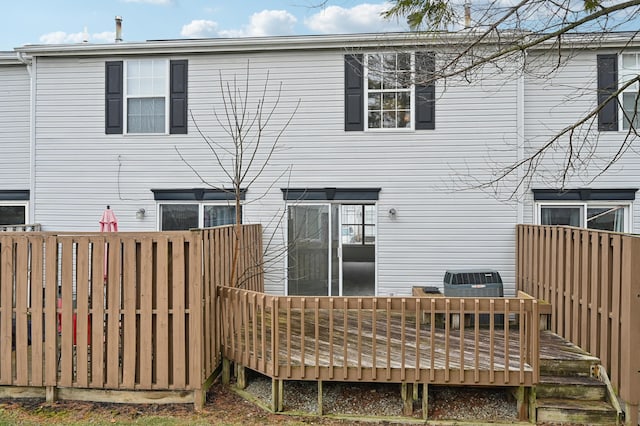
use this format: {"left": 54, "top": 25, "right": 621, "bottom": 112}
{"left": 16, "top": 52, "right": 36, "bottom": 224}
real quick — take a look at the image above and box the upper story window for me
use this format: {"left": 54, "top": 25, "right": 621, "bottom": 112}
{"left": 366, "top": 53, "right": 413, "bottom": 129}
{"left": 105, "top": 59, "right": 188, "bottom": 135}
{"left": 345, "top": 52, "right": 435, "bottom": 132}
{"left": 125, "top": 59, "right": 168, "bottom": 134}
{"left": 620, "top": 53, "right": 639, "bottom": 130}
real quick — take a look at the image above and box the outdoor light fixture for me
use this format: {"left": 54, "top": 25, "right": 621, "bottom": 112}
{"left": 388, "top": 208, "right": 397, "bottom": 218}
{"left": 136, "top": 208, "right": 146, "bottom": 219}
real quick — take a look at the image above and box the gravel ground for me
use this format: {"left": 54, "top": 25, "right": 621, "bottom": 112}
{"left": 242, "top": 371, "right": 520, "bottom": 422}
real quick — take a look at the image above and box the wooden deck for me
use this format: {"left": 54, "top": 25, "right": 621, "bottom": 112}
{"left": 274, "top": 309, "right": 531, "bottom": 373}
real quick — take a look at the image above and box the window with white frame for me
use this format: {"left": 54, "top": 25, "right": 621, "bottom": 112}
{"left": 537, "top": 203, "right": 630, "bottom": 233}
{"left": 0, "top": 203, "right": 27, "bottom": 226}
{"left": 620, "top": 53, "right": 640, "bottom": 130}
{"left": 366, "top": 53, "right": 413, "bottom": 129}
{"left": 126, "top": 59, "right": 168, "bottom": 134}
{"left": 159, "top": 203, "right": 239, "bottom": 231}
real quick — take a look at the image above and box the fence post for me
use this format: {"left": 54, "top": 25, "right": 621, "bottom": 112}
{"left": 620, "top": 236, "right": 640, "bottom": 426}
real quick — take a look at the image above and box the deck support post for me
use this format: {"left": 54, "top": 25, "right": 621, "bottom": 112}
{"left": 401, "top": 383, "right": 414, "bottom": 416}
{"left": 45, "top": 386, "right": 57, "bottom": 403}
{"left": 222, "top": 358, "right": 231, "bottom": 385}
{"left": 422, "top": 383, "right": 429, "bottom": 420}
{"left": 317, "top": 380, "right": 323, "bottom": 416}
{"left": 515, "top": 386, "right": 533, "bottom": 422}
{"left": 271, "top": 378, "right": 283, "bottom": 412}
{"left": 236, "top": 365, "right": 246, "bottom": 390}
{"left": 529, "top": 386, "right": 536, "bottom": 423}
{"left": 193, "top": 389, "right": 205, "bottom": 411}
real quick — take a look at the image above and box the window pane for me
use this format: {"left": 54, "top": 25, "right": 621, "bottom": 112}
{"left": 368, "top": 67, "right": 382, "bottom": 90}
{"left": 622, "top": 53, "right": 638, "bottom": 69}
{"left": 0, "top": 205, "right": 26, "bottom": 225}
{"left": 397, "top": 53, "right": 411, "bottom": 71}
{"left": 127, "top": 97, "right": 165, "bottom": 133}
{"left": 204, "top": 205, "right": 238, "bottom": 227}
{"left": 368, "top": 111, "right": 381, "bottom": 128}
{"left": 540, "top": 206, "right": 582, "bottom": 227}
{"left": 160, "top": 204, "right": 198, "bottom": 230}
{"left": 368, "top": 93, "right": 381, "bottom": 110}
{"left": 383, "top": 111, "right": 396, "bottom": 128}
{"left": 622, "top": 92, "right": 639, "bottom": 130}
{"left": 398, "top": 92, "right": 410, "bottom": 109}
{"left": 397, "top": 110, "right": 411, "bottom": 128}
{"left": 587, "top": 207, "right": 625, "bottom": 232}
{"left": 127, "top": 60, "right": 166, "bottom": 97}
{"left": 383, "top": 93, "right": 396, "bottom": 110}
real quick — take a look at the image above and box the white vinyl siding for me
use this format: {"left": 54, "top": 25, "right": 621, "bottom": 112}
{"left": 25, "top": 42, "right": 640, "bottom": 297}
{"left": 0, "top": 64, "right": 30, "bottom": 189}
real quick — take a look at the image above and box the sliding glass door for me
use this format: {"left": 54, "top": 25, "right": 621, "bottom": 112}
{"left": 287, "top": 204, "right": 375, "bottom": 296}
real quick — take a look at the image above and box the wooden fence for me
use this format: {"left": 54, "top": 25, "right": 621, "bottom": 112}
{"left": 516, "top": 224, "right": 640, "bottom": 424}
{"left": 218, "top": 287, "right": 542, "bottom": 387}
{"left": 0, "top": 224, "right": 263, "bottom": 408}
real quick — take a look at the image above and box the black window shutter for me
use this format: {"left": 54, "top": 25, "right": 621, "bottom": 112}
{"left": 105, "top": 61, "right": 123, "bottom": 134}
{"left": 345, "top": 54, "right": 364, "bottom": 131}
{"left": 597, "top": 54, "right": 618, "bottom": 131}
{"left": 415, "top": 52, "right": 436, "bottom": 130}
{"left": 170, "top": 60, "right": 188, "bottom": 134}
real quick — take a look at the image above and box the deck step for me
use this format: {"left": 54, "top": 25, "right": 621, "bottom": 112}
{"left": 537, "top": 375, "right": 607, "bottom": 400}
{"left": 539, "top": 357, "right": 598, "bottom": 377}
{"left": 536, "top": 398, "right": 619, "bottom": 424}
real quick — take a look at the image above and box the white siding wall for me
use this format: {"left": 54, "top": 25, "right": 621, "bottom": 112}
{"left": 0, "top": 64, "right": 30, "bottom": 189}
{"left": 32, "top": 48, "right": 522, "bottom": 295}
{"left": 523, "top": 49, "right": 640, "bottom": 229}
{"left": 35, "top": 45, "right": 638, "bottom": 296}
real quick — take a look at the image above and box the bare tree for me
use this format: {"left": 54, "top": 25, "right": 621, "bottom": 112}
{"left": 381, "top": 0, "right": 640, "bottom": 197}
{"left": 177, "top": 62, "right": 300, "bottom": 287}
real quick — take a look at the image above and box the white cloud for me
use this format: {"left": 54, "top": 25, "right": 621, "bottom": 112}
{"left": 39, "top": 31, "right": 86, "bottom": 44}
{"left": 39, "top": 30, "right": 117, "bottom": 44}
{"left": 305, "top": 2, "right": 406, "bottom": 34}
{"left": 181, "top": 19, "right": 219, "bottom": 38}
{"left": 219, "top": 10, "right": 297, "bottom": 37}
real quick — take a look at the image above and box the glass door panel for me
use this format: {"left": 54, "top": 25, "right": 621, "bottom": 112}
{"left": 287, "top": 205, "right": 330, "bottom": 296}
{"left": 340, "top": 204, "right": 375, "bottom": 296}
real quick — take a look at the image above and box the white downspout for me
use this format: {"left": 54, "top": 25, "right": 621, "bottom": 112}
{"left": 516, "top": 50, "right": 526, "bottom": 225}
{"left": 17, "top": 52, "right": 36, "bottom": 225}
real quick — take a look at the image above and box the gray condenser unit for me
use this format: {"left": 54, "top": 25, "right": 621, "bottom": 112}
{"left": 443, "top": 269, "right": 504, "bottom": 297}
{"left": 443, "top": 269, "right": 504, "bottom": 327}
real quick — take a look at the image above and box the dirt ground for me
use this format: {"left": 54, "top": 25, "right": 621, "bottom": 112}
{"left": 0, "top": 383, "right": 373, "bottom": 425}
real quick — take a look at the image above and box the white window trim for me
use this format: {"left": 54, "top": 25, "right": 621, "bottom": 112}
{"left": 156, "top": 201, "right": 241, "bottom": 231}
{"left": 534, "top": 201, "right": 632, "bottom": 233}
{"left": 124, "top": 59, "right": 170, "bottom": 135}
{"left": 0, "top": 201, "right": 29, "bottom": 225}
{"left": 364, "top": 52, "right": 415, "bottom": 132}
{"left": 619, "top": 52, "right": 639, "bottom": 131}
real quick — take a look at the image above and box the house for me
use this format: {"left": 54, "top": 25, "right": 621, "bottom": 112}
{"left": 1, "top": 31, "right": 638, "bottom": 297}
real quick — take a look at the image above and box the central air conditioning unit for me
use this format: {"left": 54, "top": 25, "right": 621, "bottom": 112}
{"left": 443, "top": 269, "right": 504, "bottom": 327}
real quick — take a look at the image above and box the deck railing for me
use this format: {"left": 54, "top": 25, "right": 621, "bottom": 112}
{"left": 218, "top": 287, "right": 542, "bottom": 387}
{"left": 516, "top": 224, "right": 640, "bottom": 421}
{"left": 0, "top": 224, "right": 263, "bottom": 408}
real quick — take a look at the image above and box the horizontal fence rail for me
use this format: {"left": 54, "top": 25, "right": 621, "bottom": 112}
{"left": 218, "top": 287, "right": 542, "bottom": 387}
{"left": 0, "top": 224, "right": 263, "bottom": 407}
{"left": 516, "top": 225, "right": 640, "bottom": 416}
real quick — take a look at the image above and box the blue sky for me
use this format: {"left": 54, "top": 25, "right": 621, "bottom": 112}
{"left": 2, "top": 0, "right": 407, "bottom": 51}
